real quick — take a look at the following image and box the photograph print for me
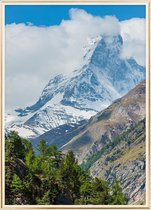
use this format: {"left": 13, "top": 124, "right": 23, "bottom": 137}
{"left": 5, "top": 4, "right": 146, "bottom": 205}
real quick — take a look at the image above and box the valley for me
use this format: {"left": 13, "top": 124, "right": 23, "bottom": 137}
{"left": 5, "top": 34, "right": 146, "bottom": 205}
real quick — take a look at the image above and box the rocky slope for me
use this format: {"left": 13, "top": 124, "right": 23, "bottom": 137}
{"left": 60, "top": 81, "right": 146, "bottom": 204}
{"left": 33, "top": 81, "right": 146, "bottom": 204}
{"left": 89, "top": 119, "right": 146, "bottom": 205}
{"left": 32, "top": 120, "right": 87, "bottom": 149}
{"left": 61, "top": 81, "right": 145, "bottom": 164}
{"left": 6, "top": 35, "right": 145, "bottom": 139}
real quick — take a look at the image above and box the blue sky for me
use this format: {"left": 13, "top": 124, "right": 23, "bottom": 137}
{"left": 5, "top": 5, "right": 146, "bottom": 26}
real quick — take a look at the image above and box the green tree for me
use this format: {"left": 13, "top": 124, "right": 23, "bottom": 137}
{"left": 25, "top": 149, "right": 35, "bottom": 171}
{"left": 5, "top": 132, "right": 128, "bottom": 205}
{"left": 36, "top": 139, "right": 47, "bottom": 155}
{"left": 78, "top": 181, "right": 92, "bottom": 204}
{"left": 88, "top": 177, "right": 111, "bottom": 204}
{"left": 11, "top": 174, "right": 24, "bottom": 194}
{"left": 36, "top": 190, "right": 51, "bottom": 204}
{"left": 57, "top": 151, "right": 82, "bottom": 203}
{"left": 111, "top": 181, "right": 128, "bottom": 204}
{"left": 5, "top": 131, "right": 25, "bottom": 160}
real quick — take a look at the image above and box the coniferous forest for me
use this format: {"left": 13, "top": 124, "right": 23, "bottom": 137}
{"left": 5, "top": 131, "right": 128, "bottom": 205}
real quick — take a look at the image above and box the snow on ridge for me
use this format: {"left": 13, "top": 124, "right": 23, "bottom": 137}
{"left": 5, "top": 35, "right": 145, "bottom": 139}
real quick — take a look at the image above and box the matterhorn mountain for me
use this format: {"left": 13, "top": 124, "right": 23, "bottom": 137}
{"left": 6, "top": 35, "right": 145, "bottom": 139}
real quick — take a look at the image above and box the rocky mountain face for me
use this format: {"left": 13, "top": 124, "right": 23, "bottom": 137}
{"left": 5, "top": 32, "right": 146, "bottom": 205}
{"left": 6, "top": 35, "right": 145, "bottom": 139}
{"left": 89, "top": 119, "right": 146, "bottom": 205}
{"left": 32, "top": 120, "right": 87, "bottom": 149}
{"left": 61, "top": 81, "right": 145, "bottom": 163}
{"left": 33, "top": 81, "right": 146, "bottom": 205}
{"left": 61, "top": 81, "right": 146, "bottom": 205}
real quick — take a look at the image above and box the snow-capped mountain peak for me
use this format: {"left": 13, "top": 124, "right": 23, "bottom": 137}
{"left": 6, "top": 34, "right": 145, "bottom": 139}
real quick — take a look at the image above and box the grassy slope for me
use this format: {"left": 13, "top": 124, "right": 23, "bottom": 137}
{"left": 81, "top": 119, "right": 145, "bottom": 171}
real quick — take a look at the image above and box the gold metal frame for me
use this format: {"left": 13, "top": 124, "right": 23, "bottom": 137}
{"left": 0, "top": 1, "right": 150, "bottom": 209}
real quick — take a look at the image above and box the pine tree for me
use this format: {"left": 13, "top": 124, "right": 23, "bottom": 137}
{"left": 5, "top": 132, "right": 129, "bottom": 205}
{"left": 88, "top": 177, "right": 111, "bottom": 204}
{"left": 111, "top": 181, "right": 128, "bottom": 204}
{"left": 11, "top": 174, "right": 24, "bottom": 194}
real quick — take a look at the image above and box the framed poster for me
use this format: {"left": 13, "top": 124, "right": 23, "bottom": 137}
{"left": 0, "top": 0, "right": 150, "bottom": 209}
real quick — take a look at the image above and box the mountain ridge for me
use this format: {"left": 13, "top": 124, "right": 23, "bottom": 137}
{"left": 6, "top": 34, "right": 145, "bottom": 139}
{"left": 61, "top": 80, "right": 145, "bottom": 164}
{"left": 31, "top": 80, "right": 146, "bottom": 204}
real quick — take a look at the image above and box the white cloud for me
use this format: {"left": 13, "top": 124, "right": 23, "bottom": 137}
{"left": 5, "top": 8, "right": 145, "bottom": 111}
{"left": 120, "top": 18, "right": 146, "bottom": 66}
